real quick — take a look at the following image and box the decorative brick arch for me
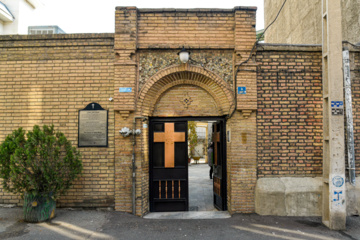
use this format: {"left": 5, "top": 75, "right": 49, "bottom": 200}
{"left": 138, "top": 64, "right": 234, "bottom": 116}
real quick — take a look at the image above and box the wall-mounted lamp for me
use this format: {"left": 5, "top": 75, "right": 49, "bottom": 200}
{"left": 119, "top": 127, "right": 141, "bottom": 137}
{"left": 178, "top": 47, "right": 190, "bottom": 63}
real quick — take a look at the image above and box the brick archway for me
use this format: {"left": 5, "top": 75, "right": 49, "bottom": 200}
{"left": 138, "top": 64, "right": 234, "bottom": 116}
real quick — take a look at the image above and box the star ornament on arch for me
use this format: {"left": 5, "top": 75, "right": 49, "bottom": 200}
{"left": 180, "top": 93, "right": 193, "bottom": 109}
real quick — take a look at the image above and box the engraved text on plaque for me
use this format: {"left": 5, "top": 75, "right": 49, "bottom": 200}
{"left": 78, "top": 103, "right": 108, "bottom": 147}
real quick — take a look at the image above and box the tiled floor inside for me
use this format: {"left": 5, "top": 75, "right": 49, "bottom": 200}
{"left": 188, "top": 163, "right": 215, "bottom": 212}
{"left": 144, "top": 162, "right": 230, "bottom": 219}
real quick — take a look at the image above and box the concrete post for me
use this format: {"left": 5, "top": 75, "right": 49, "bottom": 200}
{"left": 321, "top": 0, "right": 346, "bottom": 230}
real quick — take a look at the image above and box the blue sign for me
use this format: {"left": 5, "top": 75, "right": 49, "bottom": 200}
{"left": 119, "top": 87, "right": 132, "bottom": 93}
{"left": 331, "top": 101, "right": 343, "bottom": 108}
{"left": 238, "top": 87, "right": 246, "bottom": 94}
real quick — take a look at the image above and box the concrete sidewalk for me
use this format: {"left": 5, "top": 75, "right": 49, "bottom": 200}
{"left": 0, "top": 206, "right": 359, "bottom": 240}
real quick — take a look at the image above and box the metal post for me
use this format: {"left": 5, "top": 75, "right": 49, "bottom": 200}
{"left": 343, "top": 50, "right": 356, "bottom": 186}
{"left": 131, "top": 117, "right": 147, "bottom": 215}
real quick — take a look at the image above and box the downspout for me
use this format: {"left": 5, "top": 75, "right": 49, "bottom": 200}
{"left": 132, "top": 116, "right": 147, "bottom": 215}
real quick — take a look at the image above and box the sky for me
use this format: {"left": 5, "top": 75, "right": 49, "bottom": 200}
{"left": 37, "top": 0, "right": 264, "bottom": 34}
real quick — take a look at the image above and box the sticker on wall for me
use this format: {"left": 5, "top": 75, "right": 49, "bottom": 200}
{"left": 331, "top": 101, "right": 344, "bottom": 115}
{"left": 332, "top": 176, "right": 344, "bottom": 188}
{"left": 237, "top": 87, "right": 246, "bottom": 94}
{"left": 119, "top": 87, "right": 132, "bottom": 93}
{"left": 332, "top": 190, "right": 344, "bottom": 208}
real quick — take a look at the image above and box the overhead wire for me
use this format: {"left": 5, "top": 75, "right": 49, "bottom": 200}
{"left": 227, "top": 0, "right": 288, "bottom": 119}
{"left": 342, "top": 41, "right": 360, "bottom": 48}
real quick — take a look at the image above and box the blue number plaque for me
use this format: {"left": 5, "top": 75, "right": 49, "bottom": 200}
{"left": 237, "top": 87, "right": 246, "bottom": 94}
{"left": 119, "top": 87, "right": 132, "bottom": 93}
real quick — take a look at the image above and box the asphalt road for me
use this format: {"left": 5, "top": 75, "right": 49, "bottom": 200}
{"left": 0, "top": 206, "right": 359, "bottom": 240}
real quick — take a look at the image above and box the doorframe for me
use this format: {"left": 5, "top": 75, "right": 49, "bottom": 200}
{"left": 148, "top": 116, "right": 227, "bottom": 212}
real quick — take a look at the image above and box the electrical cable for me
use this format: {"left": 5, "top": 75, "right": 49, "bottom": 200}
{"left": 227, "top": 0, "right": 287, "bottom": 119}
{"left": 342, "top": 41, "right": 360, "bottom": 48}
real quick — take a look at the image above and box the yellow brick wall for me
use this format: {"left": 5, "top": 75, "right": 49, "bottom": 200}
{"left": 137, "top": 10, "right": 235, "bottom": 49}
{"left": 226, "top": 111, "right": 257, "bottom": 213}
{"left": 0, "top": 7, "right": 260, "bottom": 215}
{"left": 0, "top": 34, "right": 116, "bottom": 207}
{"left": 113, "top": 7, "right": 258, "bottom": 215}
{"left": 256, "top": 45, "right": 323, "bottom": 177}
{"left": 153, "top": 84, "right": 220, "bottom": 117}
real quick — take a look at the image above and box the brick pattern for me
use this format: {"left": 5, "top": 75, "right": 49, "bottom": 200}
{"left": 350, "top": 50, "right": 360, "bottom": 176}
{"left": 236, "top": 64, "right": 257, "bottom": 110}
{"left": 114, "top": 112, "right": 149, "bottom": 215}
{"left": 229, "top": 8, "right": 258, "bottom": 214}
{"left": 114, "top": 113, "right": 134, "bottom": 212}
{"left": 256, "top": 48, "right": 323, "bottom": 177}
{"left": 113, "top": 7, "right": 259, "bottom": 215}
{"left": 0, "top": 35, "right": 116, "bottom": 207}
{"left": 153, "top": 84, "right": 220, "bottom": 116}
{"left": 234, "top": 9, "right": 257, "bottom": 111}
{"left": 138, "top": 120, "right": 149, "bottom": 216}
{"left": 138, "top": 64, "right": 234, "bottom": 117}
{"left": 114, "top": 7, "right": 138, "bottom": 112}
{"left": 227, "top": 111, "right": 257, "bottom": 213}
{"left": 0, "top": 7, "right": 261, "bottom": 215}
{"left": 137, "top": 9, "right": 235, "bottom": 49}
{"left": 113, "top": 9, "right": 140, "bottom": 212}
{"left": 234, "top": 9, "right": 257, "bottom": 53}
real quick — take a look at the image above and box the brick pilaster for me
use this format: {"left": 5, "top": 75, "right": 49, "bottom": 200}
{"left": 234, "top": 7, "right": 257, "bottom": 112}
{"left": 114, "top": 7, "right": 138, "bottom": 114}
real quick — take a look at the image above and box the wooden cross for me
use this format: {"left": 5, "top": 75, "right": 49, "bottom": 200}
{"left": 154, "top": 123, "right": 186, "bottom": 168}
{"left": 212, "top": 124, "right": 220, "bottom": 166}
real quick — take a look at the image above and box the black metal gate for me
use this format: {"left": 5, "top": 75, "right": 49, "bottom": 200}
{"left": 212, "top": 121, "right": 227, "bottom": 211}
{"left": 149, "top": 117, "right": 227, "bottom": 212}
{"left": 149, "top": 119, "right": 188, "bottom": 212}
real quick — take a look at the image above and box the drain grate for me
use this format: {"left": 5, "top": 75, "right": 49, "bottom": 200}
{"left": 189, "top": 206, "right": 199, "bottom": 211}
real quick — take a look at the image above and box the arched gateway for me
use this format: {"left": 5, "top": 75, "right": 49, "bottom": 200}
{"left": 138, "top": 64, "right": 234, "bottom": 117}
{"left": 138, "top": 64, "right": 233, "bottom": 212}
{"left": 113, "top": 7, "right": 258, "bottom": 216}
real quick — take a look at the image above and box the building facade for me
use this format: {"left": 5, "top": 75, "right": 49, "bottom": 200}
{"left": 0, "top": 6, "right": 359, "bottom": 217}
{"left": 0, "top": 0, "right": 45, "bottom": 35}
{"left": 264, "top": 0, "right": 360, "bottom": 44}
{"left": 28, "top": 25, "right": 65, "bottom": 34}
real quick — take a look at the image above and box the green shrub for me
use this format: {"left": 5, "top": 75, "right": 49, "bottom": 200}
{"left": 188, "top": 121, "right": 198, "bottom": 158}
{"left": 0, "top": 125, "right": 82, "bottom": 198}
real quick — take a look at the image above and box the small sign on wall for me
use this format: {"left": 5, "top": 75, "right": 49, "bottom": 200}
{"left": 119, "top": 87, "right": 132, "bottom": 93}
{"left": 331, "top": 101, "right": 344, "bottom": 115}
{"left": 237, "top": 87, "right": 246, "bottom": 94}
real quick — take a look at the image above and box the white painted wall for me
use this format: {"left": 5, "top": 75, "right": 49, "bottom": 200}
{"left": 2, "top": 0, "right": 21, "bottom": 34}
{"left": 264, "top": 0, "right": 360, "bottom": 44}
{"left": 1, "top": 0, "right": 44, "bottom": 35}
{"left": 0, "top": 20, "right": 3, "bottom": 34}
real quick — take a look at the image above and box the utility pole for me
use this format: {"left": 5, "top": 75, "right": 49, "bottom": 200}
{"left": 322, "top": 0, "right": 346, "bottom": 230}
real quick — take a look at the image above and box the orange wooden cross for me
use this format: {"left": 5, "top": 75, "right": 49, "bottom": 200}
{"left": 212, "top": 124, "right": 220, "bottom": 165}
{"left": 154, "top": 123, "right": 186, "bottom": 168}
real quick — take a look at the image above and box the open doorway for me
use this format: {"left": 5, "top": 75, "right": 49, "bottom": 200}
{"left": 148, "top": 117, "right": 227, "bottom": 212}
{"left": 188, "top": 121, "right": 216, "bottom": 212}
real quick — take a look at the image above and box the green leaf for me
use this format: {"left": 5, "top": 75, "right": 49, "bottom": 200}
{"left": 0, "top": 125, "right": 82, "bottom": 199}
